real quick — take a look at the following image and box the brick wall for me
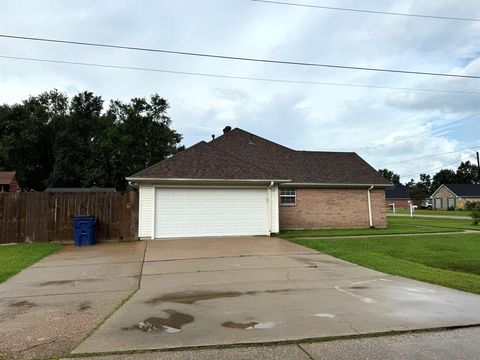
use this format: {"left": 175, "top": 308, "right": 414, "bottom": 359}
{"left": 385, "top": 198, "right": 411, "bottom": 209}
{"left": 432, "top": 186, "right": 456, "bottom": 210}
{"left": 279, "top": 188, "right": 386, "bottom": 230}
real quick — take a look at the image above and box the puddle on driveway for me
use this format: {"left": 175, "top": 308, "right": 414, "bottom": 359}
{"left": 146, "top": 291, "right": 242, "bottom": 305}
{"left": 123, "top": 310, "right": 194, "bottom": 333}
{"left": 146, "top": 289, "right": 298, "bottom": 305}
{"left": 9, "top": 300, "right": 37, "bottom": 308}
{"left": 78, "top": 302, "right": 91, "bottom": 311}
{"left": 37, "top": 279, "right": 100, "bottom": 286}
{"left": 222, "top": 321, "right": 276, "bottom": 329}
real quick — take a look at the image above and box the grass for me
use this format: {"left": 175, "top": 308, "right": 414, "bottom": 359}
{"left": 0, "top": 243, "right": 62, "bottom": 283}
{"left": 281, "top": 216, "right": 479, "bottom": 239}
{"left": 388, "top": 216, "right": 480, "bottom": 231}
{"left": 388, "top": 208, "right": 472, "bottom": 217}
{"left": 292, "top": 233, "right": 480, "bottom": 294}
{"left": 280, "top": 222, "right": 458, "bottom": 238}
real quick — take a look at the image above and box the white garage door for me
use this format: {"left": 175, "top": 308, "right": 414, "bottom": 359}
{"left": 154, "top": 188, "right": 269, "bottom": 238}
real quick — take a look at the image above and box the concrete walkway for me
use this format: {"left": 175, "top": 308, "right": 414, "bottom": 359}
{"left": 388, "top": 213, "right": 471, "bottom": 220}
{"left": 73, "top": 237, "right": 480, "bottom": 356}
{"left": 0, "top": 242, "right": 146, "bottom": 360}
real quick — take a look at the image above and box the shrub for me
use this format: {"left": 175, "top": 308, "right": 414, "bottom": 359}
{"left": 472, "top": 203, "right": 480, "bottom": 225}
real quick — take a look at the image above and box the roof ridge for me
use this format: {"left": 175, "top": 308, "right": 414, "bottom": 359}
{"left": 210, "top": 127, "right": 295, "bottom": 152}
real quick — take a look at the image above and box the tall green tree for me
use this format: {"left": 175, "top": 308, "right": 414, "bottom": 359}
{"left": 456, "top": 161, "right": 479, "bottom": 184}
{"left": 378, "top": 168, "right": 400, "bottom": 184}
{"left": 0, "top": 90, "right": 182, "bottom": 191}
{"left": 432, "top": 169, "right": 457, "bottom": 192}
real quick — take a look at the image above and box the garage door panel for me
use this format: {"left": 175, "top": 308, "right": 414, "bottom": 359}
{"left": 154, "top": 188, "right": 268, "bottom": 238}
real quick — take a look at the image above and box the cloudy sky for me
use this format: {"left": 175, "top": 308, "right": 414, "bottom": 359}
{"left": 1, "top": 0, "right": 479, "bottom": 182}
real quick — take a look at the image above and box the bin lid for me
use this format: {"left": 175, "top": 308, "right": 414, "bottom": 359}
{"left": 73, "top": 215, "right": 95, "bottom": 221}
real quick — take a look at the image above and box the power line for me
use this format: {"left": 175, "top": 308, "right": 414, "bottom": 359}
{"left": 379, "top": 112, "right": 480, "bottom": 146}
{"left": 3, "top": 55, "right": 480, "bottom": 95}
{"left": 401, "top": 155, "right": 475, "bottom": 179}
{"left": 251, "top": 0, "right": 480, "bottom": 22}
{"left": 330, "top": 90, "right": 480, "bottom": 148}
{"left": 1, "top": 34, "right": 480, "bottom": 79}
{"left": 378, "top": 144, "right": 480, "bottom": 167}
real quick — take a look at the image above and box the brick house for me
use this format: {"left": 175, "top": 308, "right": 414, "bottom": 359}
{"left": 127, "top": 127, "right": 390, "bottom": 239}
{"left": 385, "top": 184, "right": 411, "bottom": 209}
{"left": 431, "top": 184, "right": 480, "bottom": 210}
{"left": 0, "top": 171, "right": 20, "bottom": 192}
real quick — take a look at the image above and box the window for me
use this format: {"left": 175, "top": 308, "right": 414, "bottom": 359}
{"left": 434, "top": 198, "right": 442, "bottom": 209}
{"left": 280, "top": 187, "right": 296, "bottom": 205}
{"left": 448, "top": 197, "right": 456, "bottom": 209}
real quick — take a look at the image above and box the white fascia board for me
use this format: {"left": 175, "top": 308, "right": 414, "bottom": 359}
{"left": 126, "top": 177, "right": 291, "bottom": 183}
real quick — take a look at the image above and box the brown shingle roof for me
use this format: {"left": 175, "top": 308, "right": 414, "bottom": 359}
{"left": 0, "top": 171, "right": 16, "bottom": 185}
{"left": 129, "top": 128, "right": 389, "bottom": 185}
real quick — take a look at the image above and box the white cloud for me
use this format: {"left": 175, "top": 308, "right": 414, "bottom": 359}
{"left": 1, "top": 0, "right": 479, "bottom": 182}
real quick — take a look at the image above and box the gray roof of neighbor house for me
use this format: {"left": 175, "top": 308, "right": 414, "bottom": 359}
{"left": 45, "top": 187, "right": 116, "bottom": 192}
{"left": 0, "top": 171, "right": 17, "bottom": 185}
{"left": 130, "top": 128, "right": 390, "bottom": 185}
{"left": 385, "top": 184, "right": 410, "bottom": 199}
{"left": 443, "top": 184, "right": 480, "bottom": 197}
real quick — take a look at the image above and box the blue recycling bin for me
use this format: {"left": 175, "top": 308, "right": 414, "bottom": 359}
{"left": 73, "top": 216, "right": 96, "bottom": 246}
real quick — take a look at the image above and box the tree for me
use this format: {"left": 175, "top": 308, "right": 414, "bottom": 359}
{"left": 432, "top": 169, "right": 457, "bottom": 193}
{"left": 378, "top": 168, "right": 400, "bottom": 184}
{"left": 408, "top": 174, "right": 432, "bottom": 200}
{"left": 456, "top": 161, "right": 479, "bottom": 184}
{"left": 0, "top": 90, "right": 182, "bottom": 191}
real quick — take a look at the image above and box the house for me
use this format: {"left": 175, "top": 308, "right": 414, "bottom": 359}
{"left": 126, "top": 127, "right": 391, "bottom": 239}
{"left": 431, "top": 184, "right": 480, "bottom": 210}
{"left": 385, "top": 184, "right": 411, "bottom": 209}
{"left": 0, "top": 171, "right": 20, "bottom": 192}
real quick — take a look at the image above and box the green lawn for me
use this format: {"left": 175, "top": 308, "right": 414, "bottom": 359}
{"left": 388, "top": 216, "right": 479, "bottom": 231}
{"left": 388, "top": 208, "right": 472, "bottom": 217}
{"left": 280, "top": 222, "right": 458, "bottom": 239}
{"left": 280, "top": 215, "right": 478, "bottom": 239}
{"left": 292, "top": 233, "right": 480, "bottom": 294}
{"left": 0, "top": 243, "right": 62, "bottom": 283}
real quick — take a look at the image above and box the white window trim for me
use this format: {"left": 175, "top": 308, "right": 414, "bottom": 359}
{"left": 280, "top": 187, "right": 296, "bottom": 206}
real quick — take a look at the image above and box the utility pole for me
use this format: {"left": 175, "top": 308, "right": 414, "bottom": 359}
{"left": 477, "top": 151, "right": 480, "bottom": 182}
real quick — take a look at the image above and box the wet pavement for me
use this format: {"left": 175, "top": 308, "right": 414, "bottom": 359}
{"left": 63, "top": 326, "right": 480, "bottom": 360}
{"left": 73, "top": 236, "right": 480, "bottom": 355}
{"left": 0, "top": 242, "right": 145, "bottom": 359}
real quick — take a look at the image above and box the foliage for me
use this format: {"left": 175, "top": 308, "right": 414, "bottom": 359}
{"left": 0, "top": 90, "right": 182, "bottom": 190}
{"left": 378, "top": 168, "right": 400, "bottom": 184}
{"left": 407, "top": 173, "right": 432, "bottom": 200}
{"left": 0, "top": 243, "right": 62, "bottom": 283}
{"left": 456, "top": 160, "right": 479, "bottom": 184}
{"left": 472, "top": 203, "right": 480, "bottom": 225}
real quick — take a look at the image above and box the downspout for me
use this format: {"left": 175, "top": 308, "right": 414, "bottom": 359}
{"left": 267, "top": 181, "right": 274, "bottom": 234}
{"left": 367, "top": 185, "right": 374, "bottom": 228}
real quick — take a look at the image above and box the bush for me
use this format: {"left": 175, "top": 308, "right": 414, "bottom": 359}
{"left": 465, "top": 201, "right": 479, "bottom": 211}
{"left": 472, "top": 203, "right": 480, "bottom": 225}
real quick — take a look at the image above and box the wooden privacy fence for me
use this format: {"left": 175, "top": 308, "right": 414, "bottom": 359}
{"left": 0, "top": 192, "right": 138, "bottom": 244}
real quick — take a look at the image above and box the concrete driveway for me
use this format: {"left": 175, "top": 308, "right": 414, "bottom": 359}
{"left": 0, "top": 242, "right": 145, "bottom": 359}
{"left": 73, "top": 236, "right": 480, "bottom": 355}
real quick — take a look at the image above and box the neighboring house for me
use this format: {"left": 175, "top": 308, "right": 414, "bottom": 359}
{"left": 45, "top": 187, "right": 116, "bottom": 192}
{"left": 0, "top": 171, "right": 20, "bottom": 192}
{"left": 127, "top": 127, "right": 391, "bottom": 239}
{"left": 431, "top": 184, "right": 480, "bottom": 210}
{"left": 385, "top": 184, "right": 411, "bottom": 209}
